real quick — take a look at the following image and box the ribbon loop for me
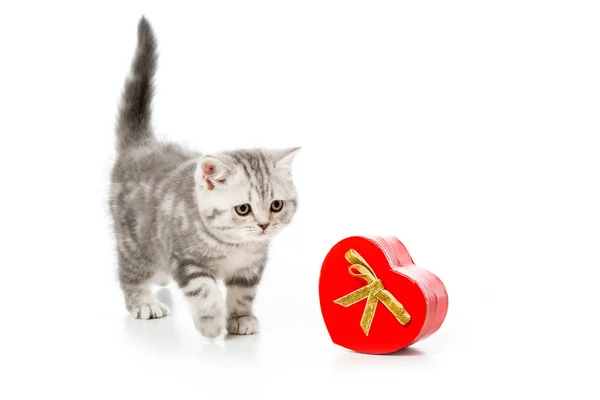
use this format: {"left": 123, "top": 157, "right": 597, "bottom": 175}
{"left": 348, "top": 264, "right": 377, "bottom": 285}
{"left": 333, "top": 249, "right": 411, "bottom": 336}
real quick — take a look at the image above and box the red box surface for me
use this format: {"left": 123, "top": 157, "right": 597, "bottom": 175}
{"left": 319, "top": 236, "right": 449, "bottom": 354}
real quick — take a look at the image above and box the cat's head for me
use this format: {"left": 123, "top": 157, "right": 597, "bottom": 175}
{"left": 194, "top": 148, "right": 300, "bottom": 243}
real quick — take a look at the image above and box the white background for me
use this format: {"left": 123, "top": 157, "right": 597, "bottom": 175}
{"left": 1, "top": 1, "right": 599, "bottom": 398}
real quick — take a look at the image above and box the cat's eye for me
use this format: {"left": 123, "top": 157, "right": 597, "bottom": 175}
{"left": 270, "top": 200, "right": 284, "bottom": 212}
{"left": 234, "top": 204, "right": 252, "bottom": 216}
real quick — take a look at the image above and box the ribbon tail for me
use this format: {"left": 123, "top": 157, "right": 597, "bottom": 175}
{"left": 360, "top": 294, "right": 379, "bottom": 336}
{"left": 376, "top": 290, "right": 411, "bottom": 325}
{"left": 333, "top": 286, "right": 372, "bottom": 307}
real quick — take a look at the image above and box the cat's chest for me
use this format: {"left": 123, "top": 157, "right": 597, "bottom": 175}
{"left": 215, "top": 247, "right": 266, "bottom": 278}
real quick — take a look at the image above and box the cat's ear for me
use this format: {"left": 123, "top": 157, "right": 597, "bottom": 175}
{"left": 199, "top": 156, "right": 231, "bottom": 190}
{"left": 273, "top": 147, "right": 301, "bottom": 171}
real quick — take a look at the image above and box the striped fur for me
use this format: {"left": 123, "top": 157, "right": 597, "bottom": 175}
{"left": 109, "top": 18, "right": 299, "bottom": 338}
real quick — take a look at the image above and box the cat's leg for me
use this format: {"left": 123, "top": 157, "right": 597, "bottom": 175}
{"left": 152, "top": 270, "right": 171, "bottom": 287}
{"left": 224, "top": 268, "right": 263, "bottom": 335}
{"left": 173, "top": 261, "right": 225, "bottom": 338}
{"left": 119, "top": 252, "right": 169, "bottom": 320}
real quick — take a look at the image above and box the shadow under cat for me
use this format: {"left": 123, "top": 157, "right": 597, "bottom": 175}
{"left": 123, "top": 288, "right": 262, "bottom": 363}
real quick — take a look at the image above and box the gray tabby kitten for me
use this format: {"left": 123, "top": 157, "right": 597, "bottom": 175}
{"left": 109, "top": 17, "right": 299, "bottom": 338}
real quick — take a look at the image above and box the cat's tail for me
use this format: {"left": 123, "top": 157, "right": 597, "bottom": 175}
{"left": 115, "top": 17, "right": 158, "bottom": 151}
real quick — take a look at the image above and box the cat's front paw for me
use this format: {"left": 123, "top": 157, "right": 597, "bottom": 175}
{"left": 194, "top": 316, "right": 224, "bottom": 339}
{"left": 130, "top": 302, "right": 169, "bottom": 320}
{"left": 227, "top": 315, "right": 259, "bottom": 335}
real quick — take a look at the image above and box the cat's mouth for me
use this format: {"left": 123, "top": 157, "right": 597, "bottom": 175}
{"left": 254, "top": 229, "right": 273, "bottom": 240}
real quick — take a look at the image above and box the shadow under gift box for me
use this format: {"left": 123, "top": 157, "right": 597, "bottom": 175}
{"left": 319, "top": 236, "right": 449, "bottom": 354}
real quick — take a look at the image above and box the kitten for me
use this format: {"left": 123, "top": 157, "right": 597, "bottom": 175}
{"left": 109, "top": 17, "right": 299, "bottom": 338}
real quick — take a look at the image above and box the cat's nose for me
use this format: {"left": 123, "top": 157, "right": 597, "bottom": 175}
{"left": 257, "top": 223, "right": 270, "bottom": 231}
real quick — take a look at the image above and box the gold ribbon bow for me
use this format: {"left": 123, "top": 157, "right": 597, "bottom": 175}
{"left": 333, "top": 249, "right": 411, "bottom": 336}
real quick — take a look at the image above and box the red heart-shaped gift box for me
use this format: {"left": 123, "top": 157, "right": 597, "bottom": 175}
{"left": 319, "top": 236, "right": 448, "bottom": 354}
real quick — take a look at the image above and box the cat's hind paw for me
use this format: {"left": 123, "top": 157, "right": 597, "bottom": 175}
{"left": 130, "top": 302, "right": 169, "bottom": 320}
